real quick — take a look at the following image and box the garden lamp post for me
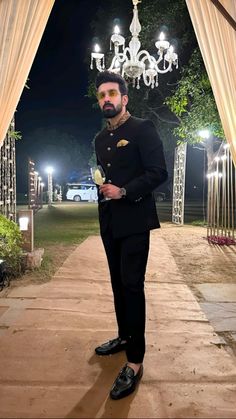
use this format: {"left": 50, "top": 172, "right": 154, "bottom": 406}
{"left": 40, "top": 182, "right": 45, "bottom": 208}
{"left": 45, "top": 166, "right": 53, "bottom": 207}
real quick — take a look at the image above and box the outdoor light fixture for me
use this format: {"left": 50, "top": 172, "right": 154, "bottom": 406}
{"left": 45, "top": 166, "right": 54, "bottom": 207}
{"left": 45, "top": 166, "right": 53, "bottom": 175}
{"left": 90, "top": 0, "right": 178, "bottom": 89}
{"left": 198, "top": 129, "right": 210, "bottom": 139}
{"left": 38, "top": 182, "right": 45, "bottom": 208}
{"left": 18, "top": 210, "right": 34, "bottom": 252}
{"left": 19, "top": 216, "right": 29, "bottom": 231}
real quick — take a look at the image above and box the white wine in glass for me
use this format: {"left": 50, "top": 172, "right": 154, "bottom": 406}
{"left": 91, "top": 165, "right": 105, "bottom": 185}
{"left": 91, "top": 166, "right": 110, "bottom": 201}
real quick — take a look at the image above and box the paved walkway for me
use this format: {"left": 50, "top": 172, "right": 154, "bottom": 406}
{"left": 0, "top": 230, "right": 236, "bottom": 418}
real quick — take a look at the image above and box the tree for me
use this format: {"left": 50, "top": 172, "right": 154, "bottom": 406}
{"left": 165, "top": 48, "right": 225, "bottom": 169}
{"left": 18, "top": 128, "right": 92, "bottom": 187}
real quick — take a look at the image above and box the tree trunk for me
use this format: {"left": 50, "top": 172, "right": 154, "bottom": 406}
{"left": 204, "top": 136, "right": 215, "bottom": 172}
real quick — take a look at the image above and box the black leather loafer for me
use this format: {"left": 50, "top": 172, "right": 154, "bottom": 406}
{"left": 110, "top": 364, "right": 143, "bottom": 400}
{"left": 95, "top": 337, "right": 127, "bottom": 356}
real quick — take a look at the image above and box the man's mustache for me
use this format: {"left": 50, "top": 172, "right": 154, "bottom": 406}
{"left": 103, "top": 102, "right": 115, "bottom": 110}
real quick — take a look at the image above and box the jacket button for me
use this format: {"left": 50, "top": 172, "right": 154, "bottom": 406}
{"left": 110, "top": 133, "right": 114, "bottom": 136}
{"left": 107, "top": 147, "right": 111, "bottom": 151}
{"left": 108, "top": 179, "right": 112, "bottom": 183}
{"left": 107, "top": 163, "right": 111, "bottom": 167}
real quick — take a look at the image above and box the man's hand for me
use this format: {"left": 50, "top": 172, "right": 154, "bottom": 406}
{"left": 99, "top": 184, "right": 122, "bottom": 200}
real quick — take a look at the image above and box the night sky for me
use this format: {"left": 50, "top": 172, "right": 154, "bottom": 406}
{"left": 15, "top": 0, "right": 102, "bottom": 192}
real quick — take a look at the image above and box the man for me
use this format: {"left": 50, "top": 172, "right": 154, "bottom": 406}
{"left": 94, "top": 71, "right": 168, "bottom": 400}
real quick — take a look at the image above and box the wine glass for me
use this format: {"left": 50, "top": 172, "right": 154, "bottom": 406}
{"left": 90, "top": 165, "right": 110, "bottom": 201}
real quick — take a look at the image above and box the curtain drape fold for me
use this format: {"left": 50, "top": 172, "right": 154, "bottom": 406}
{"left": 185, "top": 0, "right": 236, "bottom": 165}
{"left": 0, "top": 0, "right": 55, "bottom": 146}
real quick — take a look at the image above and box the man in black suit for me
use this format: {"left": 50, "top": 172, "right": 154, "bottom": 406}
{"left": 94, "top": 71, "right": 168, "bottom": 400}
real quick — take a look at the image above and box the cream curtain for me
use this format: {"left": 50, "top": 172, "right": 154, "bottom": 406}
{"left": 0, "top": 0, "right": 55, "bottom": 146}
{"left": 185, "top": 0, "right": 236, "bottom": 165}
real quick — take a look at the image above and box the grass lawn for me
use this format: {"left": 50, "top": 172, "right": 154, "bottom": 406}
{"left": 14, "top": 202, "right": 100, "bottom": 285}
{"left": 34, "top": 202, "right": 100, "bottom": 246}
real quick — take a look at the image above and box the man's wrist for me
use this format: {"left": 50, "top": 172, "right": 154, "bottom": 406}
{"left": 119, "top": 187, "right": 127, "bottom": 198}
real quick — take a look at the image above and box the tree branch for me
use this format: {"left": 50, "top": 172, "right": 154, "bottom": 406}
{"left": 146, "top": 106, "right": 180, "bottom": 124}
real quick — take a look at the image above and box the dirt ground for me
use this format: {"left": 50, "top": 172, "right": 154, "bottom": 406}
{"left": 160, "top": 224, "right": 236, "bottom": 294}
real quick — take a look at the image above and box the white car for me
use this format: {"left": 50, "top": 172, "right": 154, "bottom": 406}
{"left": 66, "top": 183, "right": 98, "bottom": 202}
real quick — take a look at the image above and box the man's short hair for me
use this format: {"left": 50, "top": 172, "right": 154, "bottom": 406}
{"left": 95, "top": 71, "right": 128, "bottom": 96}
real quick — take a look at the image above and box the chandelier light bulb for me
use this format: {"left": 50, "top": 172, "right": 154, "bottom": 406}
{"left": 169, "top": 45, "right": 174, "bottom": 53}
{"left": 94, "top": 44, "right": 100, "bottom": 53}
{"left": 114, "top": 25, "right": 120, "bottom": 34}
{"left": 159, "top": 32, "right": 165, "bottom": 41}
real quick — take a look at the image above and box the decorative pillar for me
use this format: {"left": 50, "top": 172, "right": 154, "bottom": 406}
{"left": 0, "top": 119, "right": 16, "bottom": 221}
{"left": 172, "top": 143, "right": 187, "bottom": 225}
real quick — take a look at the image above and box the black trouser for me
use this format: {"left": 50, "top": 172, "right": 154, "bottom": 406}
{"left": 101, "top": 229, "right": 150, "bottom": 364}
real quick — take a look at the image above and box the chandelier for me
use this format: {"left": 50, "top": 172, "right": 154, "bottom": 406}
{"left": 90, "top": 0, "right": 178, "bottom": 89}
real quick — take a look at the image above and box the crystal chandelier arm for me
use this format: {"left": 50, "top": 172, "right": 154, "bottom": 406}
{"left": 108, "top": 56, "right": 119, "bottom": 71}
{"left": 107, "top": 55, "right": 122, "bottom": 72}
{"left": 108, "top": 47, "right": 131, "bottom": 72}
{"left": 155, "top": 60, "right": 172, "bottom": 74}
{"left": 90, "top": 54, "right": 105, "bottom": 72}
{"left": 137, "top": 49, "right": 154, "bottom": 64}
{"left": 115, "top": 47, "right": 131, "bottom": 63}
{"left": 143, "top": 72, "right": 154, "bottom": 87}
{"left": 140, "top": 55, "right": 158, "bottom": 88}
{"left": 138, "top": 49, "right": 173, "bottom": 74}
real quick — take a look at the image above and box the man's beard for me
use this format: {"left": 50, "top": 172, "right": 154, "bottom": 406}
{"left": 102, "top": 102, "right": 122, "bottom": 119}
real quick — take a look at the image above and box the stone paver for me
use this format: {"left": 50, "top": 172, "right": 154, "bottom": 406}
{"left": 196, "top": 283, "right": 236, "bottom": 338}
{"left": 200, "top": 302, "right": 236, "bottom": 332}
{"left": 0, "top": 231, "right": 236, "bottom": 418}
{"left": 196, "top": 283, "right": 236, "bottom": 302}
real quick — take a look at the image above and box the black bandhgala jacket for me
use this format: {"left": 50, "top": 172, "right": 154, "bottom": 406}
{"left": 95, "top": 116, "right": 168, "bottom": 238}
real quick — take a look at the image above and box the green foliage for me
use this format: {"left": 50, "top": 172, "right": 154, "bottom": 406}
{"left": 87, "top": 82, "right": 100, "bottom": 110}
{"left": 0, "top": 215, "right": 23, "bottom": 275}
{"left": 165, "top": 49, "right": 225, "bottom": 144}
{"left": 10, "top": 130, "right": 22, "bottom": 141}
{"left": 88, "top": 134, "right": 97, "bottom": 168}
